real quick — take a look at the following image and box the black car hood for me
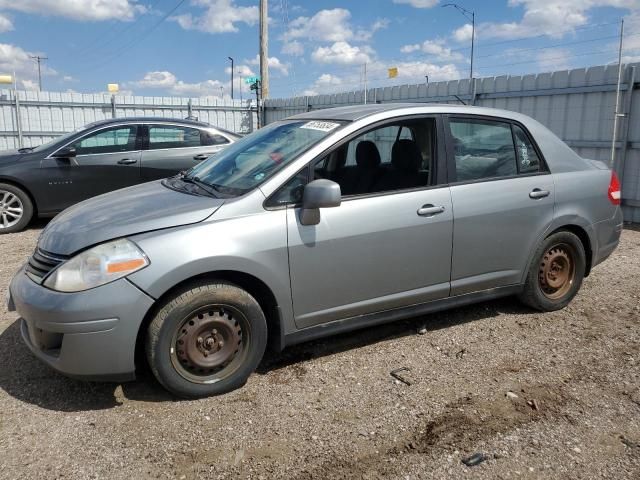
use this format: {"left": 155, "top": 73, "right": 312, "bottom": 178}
{"left": 0, "top": 150, "right": 23, "bottom": 164}
{"left": 38, "top": 180, "right": 224, "bottom": 255}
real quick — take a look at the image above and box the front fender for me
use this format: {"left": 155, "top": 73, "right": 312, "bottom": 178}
{"left": 126, "top": 210, "right": 295, "bottom": 333}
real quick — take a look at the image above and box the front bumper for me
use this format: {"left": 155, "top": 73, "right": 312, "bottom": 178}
{"left": 8, "top": 266, "right": 155, "bottom": 381}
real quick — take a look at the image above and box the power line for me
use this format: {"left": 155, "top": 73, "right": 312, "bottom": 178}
{"left": 76, "top": 0, "right": 187, "bottom": 73}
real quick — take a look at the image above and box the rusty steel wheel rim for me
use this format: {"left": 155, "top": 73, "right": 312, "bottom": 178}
{"left": 538, "top": 243, "right": 576, "bottom": 300}
{"left": 170, "top": 305, "right": 249, "bottom": 384}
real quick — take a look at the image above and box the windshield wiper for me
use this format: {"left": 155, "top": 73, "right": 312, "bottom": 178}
{"left": 180, "top": 174, "right": 220, "bottom": 197}
{"left": 18, "top": 147, "right": 34, "bottom": 153}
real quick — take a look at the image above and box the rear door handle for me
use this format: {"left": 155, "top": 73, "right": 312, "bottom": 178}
{"left": 417, "top": 204, "right": 446, "bottom": 216}
{"left": 117, "top": 158, "right": 137, "bottom": 165}
{"left": 529, "top": 188, "right": 550, "bottom": 199}
{"left": 193, "top": 154, "right": 210, "bottom": 161}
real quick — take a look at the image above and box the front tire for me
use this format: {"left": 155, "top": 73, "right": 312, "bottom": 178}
{"left": 146, "top": 281, "right": 267, "bottom": 398}
{"left": 0, "top": 183, "right": 33, "bottom": 234}
{"left": 519, "top": 231, "right": 586, "bottom": 311}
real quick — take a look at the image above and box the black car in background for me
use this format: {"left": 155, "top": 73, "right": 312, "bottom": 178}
{"left": 0, "top": 117, "right": 238, "bottom": 233}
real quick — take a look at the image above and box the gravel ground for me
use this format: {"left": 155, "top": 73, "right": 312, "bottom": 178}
{"left": 0, "top": 222, "right": 639, "bottom": 480}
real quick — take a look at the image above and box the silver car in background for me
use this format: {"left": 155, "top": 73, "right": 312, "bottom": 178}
{"left": 8, "top": 104, "right": 623, "bottom": 398}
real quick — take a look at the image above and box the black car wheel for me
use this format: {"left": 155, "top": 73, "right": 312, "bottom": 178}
{"left": 0, "top": 183, "right": 33, "bottom": 234}
{"left": 519, "top": 231, "right": 586, "bottom": 311}
{"left": 146, "top": 280, "right": 267, "bottom": 398}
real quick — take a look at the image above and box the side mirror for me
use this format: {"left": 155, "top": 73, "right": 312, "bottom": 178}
{"left": 52, "top": 146, "right": 77, "bottom": 159}
{"left": 300, "top": 179, "right": 341, "bottom": 226}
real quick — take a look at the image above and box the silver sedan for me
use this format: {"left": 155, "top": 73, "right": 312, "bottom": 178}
{"left": 8, "top": 104, "right": 623, "bottom": 398}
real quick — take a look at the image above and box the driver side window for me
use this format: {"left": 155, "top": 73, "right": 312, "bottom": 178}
{"left": 268, "top": 117, "right": 436, "bottom": 206}
{"left": 72, "top": 126, "right": 138, "bottom": 155}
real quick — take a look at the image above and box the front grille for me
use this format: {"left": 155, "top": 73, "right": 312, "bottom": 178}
{"left": 25, "top": 248, "right": 68, "bottom": 282}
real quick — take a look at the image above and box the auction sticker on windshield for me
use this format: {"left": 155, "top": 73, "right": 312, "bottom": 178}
{"left": 300, "top": 121, "right": 341, "bottom": 132}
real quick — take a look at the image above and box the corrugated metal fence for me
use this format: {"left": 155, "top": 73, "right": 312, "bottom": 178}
{"left": 1, "top": 64, "right": 639, "bottom": 221}
{"left": 0, "top": 90, "right": 257, "bottom": 150}
{"left": 265, "top": 63, "right": 640, "bottom": 222}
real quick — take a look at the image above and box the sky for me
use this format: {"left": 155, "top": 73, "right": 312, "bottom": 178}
{"left": 0, "top": 0, "right": 639, "bottom": 99}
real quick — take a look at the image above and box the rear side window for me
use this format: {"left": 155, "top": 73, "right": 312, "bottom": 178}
{"left": 72, "top": 126, "right": 137, "bottom": 155}
{"left": 512, "top": 124, "right": 541, "bottom": 174}
{"left": 450, "top": 119, "right": 517, "bottom": 182}
{"left": 201, "top": 131, "right": 230, "bottom": 146}
{"left": 148, "top": 125, "right": 201, "bottom": 149}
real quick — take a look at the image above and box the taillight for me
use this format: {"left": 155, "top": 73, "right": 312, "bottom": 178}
{"left": 608, "top": 171, "right": 621, "bottom": 205}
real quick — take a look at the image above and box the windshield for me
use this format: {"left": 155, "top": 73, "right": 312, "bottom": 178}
{"left": 185, "top": 119, "right": 344, "bottom": 195}
{"left": 29, "top": 123, "right": 96, "bottom": 152}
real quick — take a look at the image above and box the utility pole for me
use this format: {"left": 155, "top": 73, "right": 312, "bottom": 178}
{"left": 239, "top": 69, "right": 243, "bottom": 101}
{"left": 30, "top": 55, "right": 48, "bottom": 91}
{"left": 611, "top": 18, "right": 625, "bottom": 168}
{"left": 442, "top": 4, "right": 475, "bottom": 80}
{"left": 259, "top": 0, "right": 269, "bottom": 99}
{"left": 228, "top": 57, "right": 234, "bottom": 99}
{"left": 363, "top": 62, "right": 368, "bottom": 104}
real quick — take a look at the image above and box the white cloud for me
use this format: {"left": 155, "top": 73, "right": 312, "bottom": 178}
{"left": 0, "top": 43, "right": 56, "bottom": 89}
{"left": 301, "top": 73, "right": 344, "bottom": 96}
{"left": 311, "top": 42, "right": 373, "bottom": 65}
{"left": 392, "top": 0, "right": 439, "bottom": 7}
{"left": 390, "top": 61, "right": 460, "bottom": 82}
{"left": 536, "top": 48, "right": 572, "bottom": 71}
{"left": 248, "top": 55, "right": 289, "bottom": 75}
{"left": 621, "top": 12, "right": 640, "bottom": 62}
{"left": 0, "top": 0, "right": 145, "bottom": 22}
{"left": 226, "top": 64, "right": 255, "bottom": 77}
{"left": 172, "top": 0, "right": 258, "bottom": 34}
{"left": 282, "top": 40, "right": 304, "bottom": 56}
{"left": 457, "top": 0, "right": 640, "bottom": 41}
{"left": 284, "top": 8, "right": 388, "bottom": 44}
{"left": 0, "top": 13, "right": 13, "bottom": 32}
{"left": 400, "top": 39, "right": 464, "bottom": 61}
{"left": 453, "top": 24, "right": 473, "bottom": 42}
{"left": 130, "top": 70, "right": 227, "bottom": 97}
{"left": 284, "top": 8, "right": 354, "bottom": 43}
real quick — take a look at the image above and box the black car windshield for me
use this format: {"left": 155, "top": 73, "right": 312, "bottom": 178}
{"left": 185, "top": 119, "right": 344, "bottom": 194}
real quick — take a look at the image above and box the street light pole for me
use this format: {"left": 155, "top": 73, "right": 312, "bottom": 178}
{"left": 442, "top": 3, "right": 475, "bottom": 80}
{"left": 228, "top": 57, "right": 234, "bottom": 99}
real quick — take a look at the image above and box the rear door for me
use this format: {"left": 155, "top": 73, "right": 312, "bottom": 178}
{"left": 445, "top": 115, "right": 555, "bottom": 295}
{"left": 40, "top": 124, "right": 142, "bottom": 211}
{"left": 140, "top": 124, "right": 229, "bottom": 180}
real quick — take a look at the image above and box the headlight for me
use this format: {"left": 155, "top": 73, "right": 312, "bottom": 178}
{"left": 43, "top": 238, "right": 149, "bottom": 292}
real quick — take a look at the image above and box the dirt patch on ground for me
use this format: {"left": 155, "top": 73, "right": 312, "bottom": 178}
{"left": 0, "top": 224, "right": 639, "bottom": 479}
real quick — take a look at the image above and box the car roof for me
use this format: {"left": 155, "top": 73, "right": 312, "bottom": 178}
{"left": 86, "top": 117, "right": 213, "bottom": 128}
{"left": 287, "top": 103, "right": 537, "bottom": 123}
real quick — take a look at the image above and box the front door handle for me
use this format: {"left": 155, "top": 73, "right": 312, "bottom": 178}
{"left": 193, "top": 154, "right": 210, "bottom": 161}
{"left": 529, "top": 188, "right": 550, "bottom": 199}
{"left": 117, "top": 158, "right": 137, "bottom": 165}
{"left": 417, "top": 204, "right": 446, "bottom": 216}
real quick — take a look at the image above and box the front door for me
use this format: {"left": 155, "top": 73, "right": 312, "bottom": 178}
{"left": 40, "top": 124, "right": 141, "bottom": 212}
{"left": 445, "top": 116, "right": 555, "bottom": 295}
{"left": 280, "top": 116, "right": 453, "bottom": 329}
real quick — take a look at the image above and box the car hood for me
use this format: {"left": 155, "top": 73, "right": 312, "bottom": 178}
{"left": 38, "top": 180, "right": 224, "bottom": 255}
{"left": 0, "top": 150, "right": 23, "bottom": 164}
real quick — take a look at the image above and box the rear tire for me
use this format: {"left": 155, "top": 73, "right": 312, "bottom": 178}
{"left": 146, "top": 281, "right": 267, "bottom": 398}
{"left": 519, "top": 231, "right": 586, "bottom": 311}
{"left": 0, "top": 183, "right": 33, "bottom": 234}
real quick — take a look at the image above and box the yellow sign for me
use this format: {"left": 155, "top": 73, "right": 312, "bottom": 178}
{"left": 107, "top": 83, "right": 119, "bottom": 93}
{"left": 0, "top": 74, "right": 13, "bottom": 84}
{"left": 388, "top": 67, "right": 398, "bottom": 79}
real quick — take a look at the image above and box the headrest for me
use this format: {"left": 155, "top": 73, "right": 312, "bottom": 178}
{"left": 355, "top": 140, "right": 381, "bottom": 169}
{"left": 391, "top": 139, "right": 422, "bottom": 172}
